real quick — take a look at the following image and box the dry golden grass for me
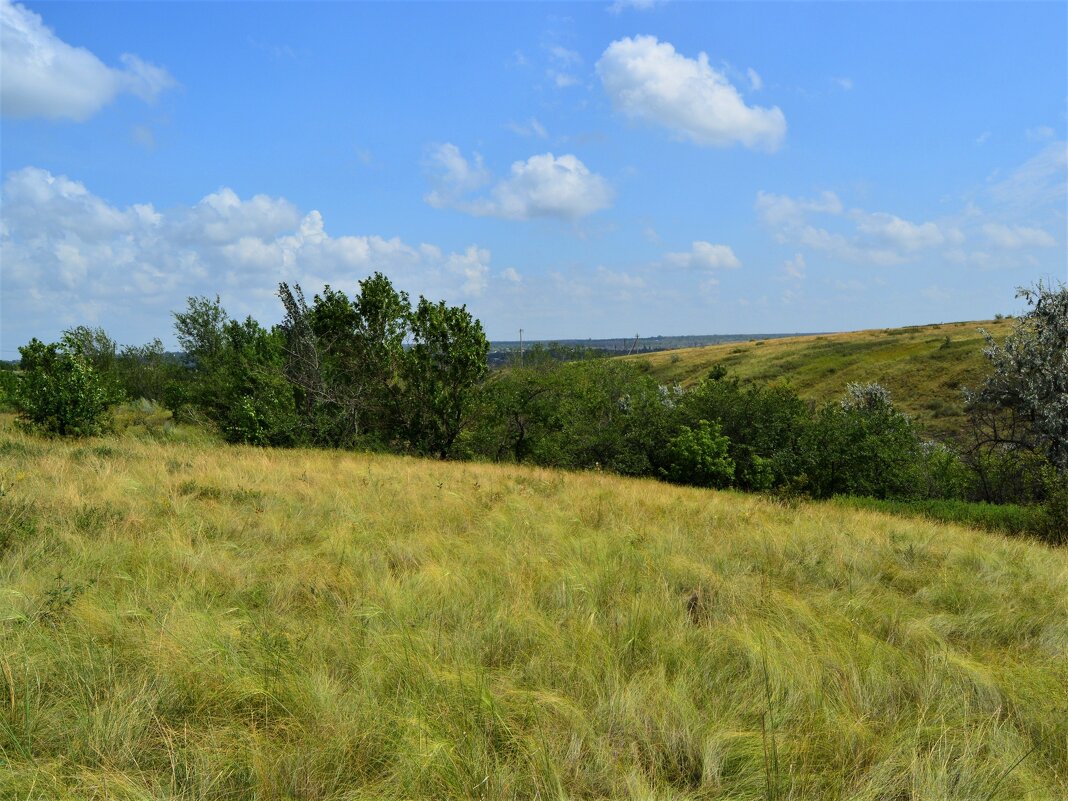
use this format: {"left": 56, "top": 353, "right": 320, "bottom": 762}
{"left": 630, "top": 318, "right": 1015, "bottom": 440}
{"left": 1, "top": 421, "right": 1066, "bottom": 799}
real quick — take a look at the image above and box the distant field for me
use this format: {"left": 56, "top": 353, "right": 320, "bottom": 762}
{"left": 1, "top": 422, "right": 1066, "bottom": 799}
{"left": 631, "top": 318, "right": 1015, "bottom": 441}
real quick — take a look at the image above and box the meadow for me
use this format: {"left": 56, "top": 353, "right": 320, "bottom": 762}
{"left": 631, "top": 319, "right": 1015, "bottom": 441}
{"left": 1, "top": 421, "right": 1066, "bottom": 800}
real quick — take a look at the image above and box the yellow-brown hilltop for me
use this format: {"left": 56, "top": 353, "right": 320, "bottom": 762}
{"left": 629, "top": 317, "right": 1015, "bottom": 440}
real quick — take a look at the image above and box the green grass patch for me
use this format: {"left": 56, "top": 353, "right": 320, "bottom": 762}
{"left": 832, "top": 496, "right": 1047, "bottom": 538}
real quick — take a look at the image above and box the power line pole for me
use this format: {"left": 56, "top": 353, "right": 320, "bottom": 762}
{"left": 519, "top": 328, "right": 524, "bottom": 364}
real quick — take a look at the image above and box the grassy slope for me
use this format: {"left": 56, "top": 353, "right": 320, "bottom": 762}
{"left": 630, "top": 319, "right": 1015, "bottom": 441}
{"left": 1, "top": 427, "right": 1066, "bottom": 800}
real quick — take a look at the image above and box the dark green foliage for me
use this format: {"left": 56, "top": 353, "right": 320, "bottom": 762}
{"left": 1039, "top": 467, "right": 1068, "bottom": 545}
{"left": 676, "top": 373, "right": 808, "bottom": 490}
{"left": 832, "top": 497, "right": 1046, "bottom": 538}
{"left": 467, "top": 356, "right": 672, "bottom": 476}
{"left": 115, "top": 339, "right": 179, "bottom": 402}
{"left": 795, "top": 383, "right": 921, "bottom": 500}
{"left": 13, "top": 337, "right": 123, "bottom": 436}
{"left": 0, "top": 369, "right": 19, "bottom": 412}
{"left": 401, "top": 297, "right": 488, "bottom": 458}
{"left": 661, "top": 420, "right": 735, "bottom": 488}
{"left": 278, "top": 274, "right": 487, "bottom": 456}
{"left": 294, "top": 277, "right": 409, "bottom": 447}
{"left": 171, "top": 297, "right": 298, "bottom": 445}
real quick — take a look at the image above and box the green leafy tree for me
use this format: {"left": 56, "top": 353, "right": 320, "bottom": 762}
{"left": 171, "top": 297, "right": 297, "bottom": 444}
{"left": 662, "top": 419, "right": 735, "bottom": 488}
{"left": 401, "top": 297, "right": 488, "bottom": 458}
{"left": 278, "top": 275, "right": 409, "bottom": 447}
{"left": 796, "top": 383, "right": 921, "bottom": 499}
{"left": 14, "top": 338, "right": 122, "bottom": 436}
{"left": 966, "top": 281, "right": 1068, "bottom": 471}
{"left": 678, "top": 372, "right": 809, "bottom": 490}
{"left": 115, "top": 339, "right": 178, "bottom": 402}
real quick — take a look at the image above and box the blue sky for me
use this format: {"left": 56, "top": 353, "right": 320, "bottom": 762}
{"left": 2, "top": 0, "right": 1066, "bottom": 352}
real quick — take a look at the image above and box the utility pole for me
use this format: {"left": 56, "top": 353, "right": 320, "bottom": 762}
{"left": 628, "top": 333, "right": 639, "bottom": 356}
{"left": 519, "top": 328, "right": 524, "bottom": 364}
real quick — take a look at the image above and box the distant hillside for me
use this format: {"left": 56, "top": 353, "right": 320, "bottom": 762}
{"left": 630, "top": 318, "right": 1016, "bottom": 441}
{"left": 487, "top": 331, "right": 808, "bottom": 367}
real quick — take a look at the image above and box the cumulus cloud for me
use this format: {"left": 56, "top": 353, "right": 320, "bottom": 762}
{"left": 982, "top": 222, "right": 1056, "bottom": 249}
{"left": 596, "top": 35, "right": 786, "bottom": 151}
{"left": 756, "top": 190, "right": 956, "bottom": 266}
{"left": 0, "top": 0, "right": 175, "bottom": 120}
{"left": 757, "top": 146, "right": 1064, "bottom": 271}
{"left": 423, "top": 143, "right": 491, "bottom": 207}
{"left": 851, "top": 211, "right": 949, "bottom": 252}
{"left": 425, "top": 145, "right": 613, "bottom": 221}
{"left": 1, "top": 167, "right": 497, "bottom": 345}
{"left": 663, "top": 241, "right": 741, "bottom": 271}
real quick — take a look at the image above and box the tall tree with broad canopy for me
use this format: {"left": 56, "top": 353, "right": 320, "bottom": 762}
{"left": 401, "top": 297, "right": 488, "bottom": 458}
{"left": 967, "top": 281, "right": 1068, "bottom": 471}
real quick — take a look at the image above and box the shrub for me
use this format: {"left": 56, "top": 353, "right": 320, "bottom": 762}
{"left": 796, "top": 383, "right": 921, "bottom": 499}
{"left": 662, "top": 420, "right": 735, "bottom": 489}
{"left": 1040, "top": 467, "right": 1068, "bottom": 545}
{"left": 14, "top": 338, "right": 123, "bottom": 436}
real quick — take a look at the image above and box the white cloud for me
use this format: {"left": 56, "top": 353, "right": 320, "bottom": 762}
{"left": 1, "top": 167, "right": 498, "bottom": 344}
{"left": 982, "top": 222, "right": 1056, "bottom": 249}
{"left": 423, "top": 143, "right": 491, "bottom": 207}
{"left": 756, "top": 190, "right": 951, "bottom": 266}
{"left": 595, "top": 265, "right": 645, "bottom": 289}
{"left": 547, "top": 45, "right": 582, "bottom": 88}
{"left": 501, "top": 267, "right": 522, "bottom": 283}
{"left": 832, "top": 77, "right": 853, "bottom": 91}
{"left": 607, "top": 0, "right": 667, "bottom": 13}
{"left": 746, "top": 68, "right": 763, "bottom": 92}
{"left": 596, "top": 36, "right": 786, "bottom": 151}
{"left": 1026, "top": 125, "right": 1055, "bottom": 142}
{"left": 425, "top": 146, "right": 613, "bottom": 221}
{"left": 0, "top": 0, "right": 175, "bottom": 120}
{"left": 988, "top": 141, "right": 1067, "bottom": 211}
{"left": 506, "top": 117, "right": 549, "bottom": 138}
{"left": 445, "top": 245, "right": 492, "bottom": 296}
{"left": 783, "top": 253, "right": 806, "bottom": 280}
{"left": 663, "top": 241, "right": 741, "bottom": 270}
{"left": 976, "top": 131, "right": 992, "bottom": 146}
{"left": 755, "top": 190, "right": 842, "bottom": 229}
{"left": 851, "top": 211, "right": 946, "bottom": 251}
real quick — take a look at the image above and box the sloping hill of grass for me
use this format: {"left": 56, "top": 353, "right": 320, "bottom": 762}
{"left": 1, "top": 425, "right": 1066, "bottom": 800}
{"left": 631, "top": 318, "right": 1015, "bottom": 441}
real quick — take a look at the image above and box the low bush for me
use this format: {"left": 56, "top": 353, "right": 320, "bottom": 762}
{"left": 833, "top": 496, "right": 1047, "bottom": 538}
{"left": 13, "top": 337, "right": 123, "bottom": 436}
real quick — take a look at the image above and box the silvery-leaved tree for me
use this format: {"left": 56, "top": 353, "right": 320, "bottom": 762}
{"left": 966, "top": 281, "right": 1068, "bottom": 472}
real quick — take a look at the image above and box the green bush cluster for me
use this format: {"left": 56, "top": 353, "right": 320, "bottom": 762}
{"left": 8, "top": 279, "right": 1065, "bottom": 543}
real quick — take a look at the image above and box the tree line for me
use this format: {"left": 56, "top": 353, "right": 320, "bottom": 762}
{"left": 5, "top": 278, "right": 1066, "bottom": 542}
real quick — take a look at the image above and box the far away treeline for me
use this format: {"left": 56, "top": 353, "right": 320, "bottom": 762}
{"left": 4, "top": 276, "right": 1066, "bottom": 542}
